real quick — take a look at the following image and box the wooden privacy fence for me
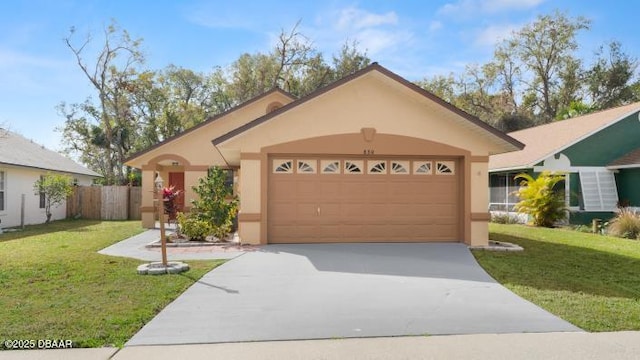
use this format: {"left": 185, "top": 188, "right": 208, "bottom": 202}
{"left": 67, "top": 186, "right": 142, "bottom": 220}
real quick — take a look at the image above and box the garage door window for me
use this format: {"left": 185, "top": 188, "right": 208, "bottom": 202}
{"left": 413, "top": 161, "right": 432, "bottom": 175}
{"left": 297, "top": 160, "right": 317, "bottom": 174}
{"left": 436, "top": 161, "right": 455, "bottom": 175}
{"left": 390, "top": 161, "right": 409, "bottom": 174}
{"left": 273, "top": 159, "right": 293, "bottom": 173}
{"left": 321, "top": 160, "right": 341, "bottom": 174}
{"left": 367, "top": 160, "right": 387, "bottom": 174}
{"left": 344, "top": 160, "right": 363, "bottom": 174}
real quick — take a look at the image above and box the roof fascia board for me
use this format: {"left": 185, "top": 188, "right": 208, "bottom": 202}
{"left": 488, "top": 166, "right": 531, "bottom": 173}
{"left": 213, "top": 63, "right": 524, "bottom": 150}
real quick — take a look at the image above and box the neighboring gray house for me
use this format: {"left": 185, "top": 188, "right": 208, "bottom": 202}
{"left": 0, "top": 129, "right": 101, "bottom": 228}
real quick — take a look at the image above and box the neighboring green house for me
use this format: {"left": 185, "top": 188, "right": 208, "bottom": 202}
{"left": 488, "top": 102, "right": 640, "bottom": 224}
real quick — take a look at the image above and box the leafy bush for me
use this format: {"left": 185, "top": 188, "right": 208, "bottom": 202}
{"left": 190, "top": 167, "right": 239, "bottom": 240}
{"left": 608, "top": 209, "right": 640, "bottom": 240}
{"left": 491, "top": 213, "right": 522, "bottom": 224}
{"left": 176, "top": 212, "right": 212, "bottom": 241}
{"left": 514, "top": 171, "right": 567, "bottom": 227}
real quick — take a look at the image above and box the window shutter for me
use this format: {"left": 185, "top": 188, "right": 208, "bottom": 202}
{"left": 579, "top": 171, "right": 619, "bottom": 211}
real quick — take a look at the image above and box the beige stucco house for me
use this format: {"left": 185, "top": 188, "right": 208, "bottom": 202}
{"left": 125, "top": 63, "right": 523, "bottom": 246}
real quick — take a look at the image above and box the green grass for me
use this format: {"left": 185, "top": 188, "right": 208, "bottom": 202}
{"left": 0, "top": 220, "right": 224, "bottom": 348}
{"left": 473, "top": 223, "right": 640, "bottom": 331}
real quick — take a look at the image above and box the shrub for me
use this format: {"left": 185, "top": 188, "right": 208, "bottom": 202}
{"left": 514, "top": 171, "right": 567, "bottom": 227}
{"left": 608, "top": 209, "right": 640, "bottom": 240}
{"left": 176, "top": 212, "right": 212, "bottom": 241}
{"left": 190, "top": 167, "right": 239, "bottom": 240}
{"left": 491, "top": 213, "right": 521, "bottom": 224}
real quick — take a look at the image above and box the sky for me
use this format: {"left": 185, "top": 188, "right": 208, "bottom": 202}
{"left": 1, "top": 0, "right": 639, "bottom": 153}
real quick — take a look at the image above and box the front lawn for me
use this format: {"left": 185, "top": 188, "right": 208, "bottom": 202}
{"left": 473, "top": 224, "right": 640, "bottom": 331}
{"left": 0, "top": 220, "right": 224, "bottom": 348}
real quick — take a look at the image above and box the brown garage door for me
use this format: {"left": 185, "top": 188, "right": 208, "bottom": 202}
{"left": 268, "top": 158, "right": 459, "bottom": 243}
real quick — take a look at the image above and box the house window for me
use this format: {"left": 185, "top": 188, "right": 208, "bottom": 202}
{"left": 489, "top": 173, "right": 521, "bottom": 212}
{"left": 39, "top": 175, "right": 45, "bottom": 209}
{"left": 0, "top": 170, "right": 5, "bottom": 211}
{"left": 223, "top": 169, "right": 234, "bottom": 192}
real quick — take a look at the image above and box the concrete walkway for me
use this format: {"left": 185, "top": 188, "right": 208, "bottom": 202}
{"left": 127, "top": 243, "right": 579, "bottom": 346}
{"left": 3, "top": 332, "right": 640, "bottom": 360}
{"left": 98, "top": 229, "right": 246, "bottom": 261}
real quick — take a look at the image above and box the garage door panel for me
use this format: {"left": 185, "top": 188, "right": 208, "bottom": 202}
{"left": 271, "top": 180, "right": 298, "bottom": 200}
{"left": 295, "top": 203, "right": 317, "bottom": 217}
{"left": 268, "top": 157, "right": 460, "bottom": 243}
{"left": 341, "top": 224, "right": 365, "bottom": 238}
{"left": 342, "top": 204, "right": 368, "bottom": 217}
{"left": 432, "top": 204, "right": 457, "bottom": 217}
{"left": 296, "top": 181, "right": 318, "bottom": 197}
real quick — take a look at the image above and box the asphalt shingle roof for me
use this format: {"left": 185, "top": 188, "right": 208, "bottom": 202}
{"left": 608, "top": 147, "right": 640, "bottom": 168}
{"left": 0, "top": 129, "right": 101, "bottom": 177}
{"left": 489, "top": 102, "right": 640, "bottom": 171}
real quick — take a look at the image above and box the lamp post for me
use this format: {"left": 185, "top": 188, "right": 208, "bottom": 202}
{"left": 155, "top": 174, "right": 168, "bottom": 266}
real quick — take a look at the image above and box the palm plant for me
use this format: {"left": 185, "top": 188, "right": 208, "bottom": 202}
{"left": 514, "top": 171, "right": 567, "bottom": 227}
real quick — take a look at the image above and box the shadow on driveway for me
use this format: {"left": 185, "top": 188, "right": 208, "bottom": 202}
{"left": 127, "top": 242, "right": 581, "bottom": 346}
{"left": 257, "top": 243, "right": 496, "bottom": 282}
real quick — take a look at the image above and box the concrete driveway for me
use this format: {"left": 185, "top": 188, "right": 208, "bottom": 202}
{"left": 127, "top": 243, "right": 580, "bottom": 346}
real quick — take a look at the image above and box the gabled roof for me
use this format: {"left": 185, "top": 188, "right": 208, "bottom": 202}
{"left": 608, "top": 147, "right": 640, "bottom": 169}
{"left": 0, "top": 130, "right": 101, "bottom": 177}
{"left": 124, "top": 87, "right": 295, "bottom": 162}
{"left": 212, "top": 62, "right": 524, "bottom": 151}
{"left": 489, "top": 102, "right": 640, "bottom": 171}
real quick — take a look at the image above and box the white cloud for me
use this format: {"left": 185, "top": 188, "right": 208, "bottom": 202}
{"left": 474, "top": 24, "right": 520, "bottom": 47}
{"left": 483, "top": 0, "right": 546, "bottom": 12}
{"left": 355, "top": 28, "right": 413, "bottom": 55}
{"left": 335, "top": 7, "right": 398, "bottom": 30}
{"left": 429, "top": 21, "right": 443, "bottom": 32}
{"left": 0, "top": 48, "right": 65, "bottom": 68}
{"left": 309, "top": 6, "right": 412, "bottom": 57}
{"left": 438, "top": 0, "right": 545, "bottom": 16}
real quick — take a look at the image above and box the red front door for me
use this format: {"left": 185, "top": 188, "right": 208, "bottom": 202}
{"left": 168, "top": 172, "right": 185, "bottom": 214}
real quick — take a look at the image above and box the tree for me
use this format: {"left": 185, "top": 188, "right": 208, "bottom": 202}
{"left": 417, "top": 12, "right": 604, "bottom": 126}
{"left": 585, "top": 41, "right": 639, "bottom": 110}
{"left": 60, "top": 20, "right": 144, "bottom": 184}
{"left": 556, "top": 100, "right": 594, "bottom": 120}
{"left": 504, "top": 11, "right": 590, "bottom": 122}
{"left": 514, "top": 171, "right": 567, "bottom": 227}
{"left": 33, "top": 173, "right": 74, "bottom": 224}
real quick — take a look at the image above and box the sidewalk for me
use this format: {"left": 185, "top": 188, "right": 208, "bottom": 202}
{"left": 97, "top": 229, "right": 250, "bottom": 261}
{"left": 2, "top": 332, "right": 639, "bottom": 360}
